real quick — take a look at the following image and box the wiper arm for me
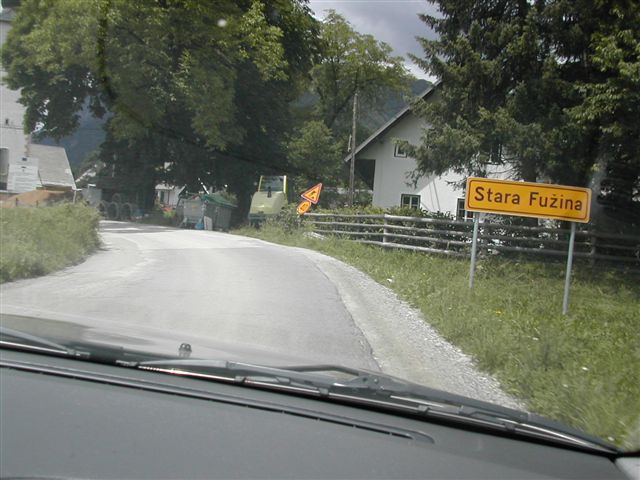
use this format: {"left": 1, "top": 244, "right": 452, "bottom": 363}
{"left": 137, "top": 360, "right": 417, "bottom": 399}
{"left": 0, "top": 326, "right": 88, "bottom": 358}
{"left": 136, "top": 359, "right": 618, "bottom": 454}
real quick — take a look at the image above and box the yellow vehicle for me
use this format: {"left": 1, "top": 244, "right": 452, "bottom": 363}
{"left": 248, "top": 175, "right": 288, "bottom": 225}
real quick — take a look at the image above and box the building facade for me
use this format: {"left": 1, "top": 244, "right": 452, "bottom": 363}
{"left": 349, "top": 85, "right": 512, "bottom": 219}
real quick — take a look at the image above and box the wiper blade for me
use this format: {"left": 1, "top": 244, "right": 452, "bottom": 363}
{"left": 137, "top": 359, "right": 339, "bottom": 396}
{"left": 135, "top": 359, "right": 618, "bottom": 454}
{"left": 0, "top": 326, "right": 88, "bottom": 358}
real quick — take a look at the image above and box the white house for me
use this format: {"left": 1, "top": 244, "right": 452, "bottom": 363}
{"left": 1, "top": 8, "right": 30, "bottom": 194}
{"left": 348, "top": 84, "right": 511, "bottom": 220}
{"left": 156, "top": 183, "right": 185, "bottom": 207}
{"left": 1, "top": 7, "right": 76, "bottom": 197}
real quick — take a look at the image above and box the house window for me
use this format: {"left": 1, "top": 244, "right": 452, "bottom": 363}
{"left": 456, "top": 198, "right": 474, "bottom": 221}
{"left": 393, "top": 142, "right": 407, "bottom": 157}
{"left": 401, "top": 194, "right": 420, "bottom": 209}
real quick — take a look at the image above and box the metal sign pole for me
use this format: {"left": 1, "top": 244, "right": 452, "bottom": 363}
{"left": 562, "top": 222, "right": 577, "bottom": 315}
{"left": 469, "top": 213, "right": 480, "bottom": 289}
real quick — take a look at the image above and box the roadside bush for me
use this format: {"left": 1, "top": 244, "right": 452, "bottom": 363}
{"left": 266, "top": 204, "right": 305, "bottom": 233}
{"left": 0, "top": 203, "right": 100, "bottom": 283}
{"left": 138, "top": 206, "right": 179, "bottom": 226}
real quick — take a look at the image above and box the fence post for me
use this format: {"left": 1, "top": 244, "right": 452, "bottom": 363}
{"left": 383, "top": 214, "right": 388, "bottom": 243}
{"left": 589, "top": 232, "right": 597, "bottom": 268}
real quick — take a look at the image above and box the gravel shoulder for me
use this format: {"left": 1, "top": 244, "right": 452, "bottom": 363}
{"left": 296, "top": 246, "right": 525, "bottom": 411}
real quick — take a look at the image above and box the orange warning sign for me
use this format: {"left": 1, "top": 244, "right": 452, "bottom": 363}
{"left": 301, "top": 183, "right": 323, "bottom": 204}
{"left": 296, "top": 200, "right": 312, "bottom": 215}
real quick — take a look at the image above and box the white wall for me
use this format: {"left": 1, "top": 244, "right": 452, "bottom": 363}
{"left": 364, "top": 112, "right": 466, "bottom": 216}
{"left": 1, "top": 15, "right": 31, "bottom": 191}
{"left": 366, "top": 114, "right": 423, "bottom": 207}
{"left": 363, "top": 106, "right": 513, "bottom": 218}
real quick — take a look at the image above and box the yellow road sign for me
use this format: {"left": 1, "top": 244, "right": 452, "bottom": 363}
{"left": 301, "top": 183, "right": 323, "bottom": 204}
{"left": 465, "top": 177, "right": 591, "bottom": 223}
{"left": 296, "top": 199, "right": 312, "bottom": 215}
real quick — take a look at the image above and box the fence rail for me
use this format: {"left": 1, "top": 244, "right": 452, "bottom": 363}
{"left": 304, "top": 213, "right": 640, "bottom": 267}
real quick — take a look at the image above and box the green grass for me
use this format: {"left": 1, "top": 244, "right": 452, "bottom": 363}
{"left": 234, "top": 223, "right": 640, "bottom": 449}
{"left": 1, "top": 203, "right": 101, "bottom": 283}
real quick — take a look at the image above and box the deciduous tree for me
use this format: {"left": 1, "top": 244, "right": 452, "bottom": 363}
{"left": 1, "top": 0, "right": 319, "bottom": 215}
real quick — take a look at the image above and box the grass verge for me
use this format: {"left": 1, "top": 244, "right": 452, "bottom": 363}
{"left": 1, "top": 203, "right": 101, "bottom": 283}
{"left": 233, "top": 222, "right": 640, "bottom": 449}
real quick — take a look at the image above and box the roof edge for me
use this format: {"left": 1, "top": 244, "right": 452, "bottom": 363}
{"left": 343, "top": 81, "right": 439, "bottom": 163}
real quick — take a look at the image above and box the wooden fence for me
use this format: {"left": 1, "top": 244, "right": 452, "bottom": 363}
{"left": 304, "top": 213, "right": 640, "bottom": 267}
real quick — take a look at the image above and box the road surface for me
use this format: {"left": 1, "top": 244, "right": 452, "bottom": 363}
{"left": 1, "top": 221, "right": 521, "bottom": 408}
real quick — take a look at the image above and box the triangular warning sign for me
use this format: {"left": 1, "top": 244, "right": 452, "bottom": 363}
{"left": 300, "top": 183, "right": 322, "bottom": 204}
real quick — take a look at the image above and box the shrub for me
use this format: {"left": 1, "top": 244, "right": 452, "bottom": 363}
{"left": 0, "top": 203, "right": 100, "bottom": 283}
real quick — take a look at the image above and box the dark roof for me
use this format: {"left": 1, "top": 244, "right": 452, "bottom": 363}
{"left": 30, "top": 144, "right": 76, "bottom": 189}
{"left": 0, "top": 7, "right": 16, "bottom": 22}
{"left": 343, "top": 82, "right": 439, "bottom": 163}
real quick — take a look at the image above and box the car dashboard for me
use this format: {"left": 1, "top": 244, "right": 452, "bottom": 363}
{"left": 0, "top": 348, "right": 630, "bottom": 479}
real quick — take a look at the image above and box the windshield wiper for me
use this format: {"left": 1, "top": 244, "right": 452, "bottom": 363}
{"left": 289, "top": 365, "right": 619, "bottom": 454}
{"left": 137, "top": 359, "right": 340, "bottom": 396}
{"left": 0, "top": 326, "right": 88, "bottom": 358}
{"left": 134, "top": 359, "right": 617, "bottom": 454}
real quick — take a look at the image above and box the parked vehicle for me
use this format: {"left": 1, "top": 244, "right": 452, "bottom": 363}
{"left": 248, "top": 175, "right": 288, "bottom": 225}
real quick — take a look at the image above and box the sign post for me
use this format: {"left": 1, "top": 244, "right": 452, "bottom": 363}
{"left": 469, "top": 213, "right": 480, "bottom": 289}
{"left": 562, "top": 222, "right": 577, "bottom": 315}
{"left": 464, "top": 178, "right": 591, "bottom": 314}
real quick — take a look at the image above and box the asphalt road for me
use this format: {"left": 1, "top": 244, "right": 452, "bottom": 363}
{"left": 0, "top": 221, "right": 521, "bottom": 408}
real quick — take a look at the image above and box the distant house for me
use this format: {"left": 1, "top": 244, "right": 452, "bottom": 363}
{"left": 1, "top": 7, "right": 76, "bottom": 198}
{"left": 347, "top": 84, "right": 511, "bottom": 220}
{"left": 156, "top": 183, "right": 184, "bottom": 207}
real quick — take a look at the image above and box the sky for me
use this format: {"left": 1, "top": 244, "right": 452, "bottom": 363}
{"left": 306, "top": 0, "right": 439, "bottom": 80}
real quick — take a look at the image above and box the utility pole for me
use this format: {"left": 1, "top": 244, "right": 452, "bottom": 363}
{"left": 348, "top": 91, "right": 358, "bottom": 207}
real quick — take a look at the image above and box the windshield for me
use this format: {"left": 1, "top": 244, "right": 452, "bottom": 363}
{"left": 259, "top": 176, "right": 285, "bottom": 193}
{"left": 0, "top": 0, "right": 638, "bottom": 453}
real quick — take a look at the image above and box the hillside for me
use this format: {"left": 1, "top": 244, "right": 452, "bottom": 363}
{"left": 36, "top": 107, "right": 106, "bottom": 173}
